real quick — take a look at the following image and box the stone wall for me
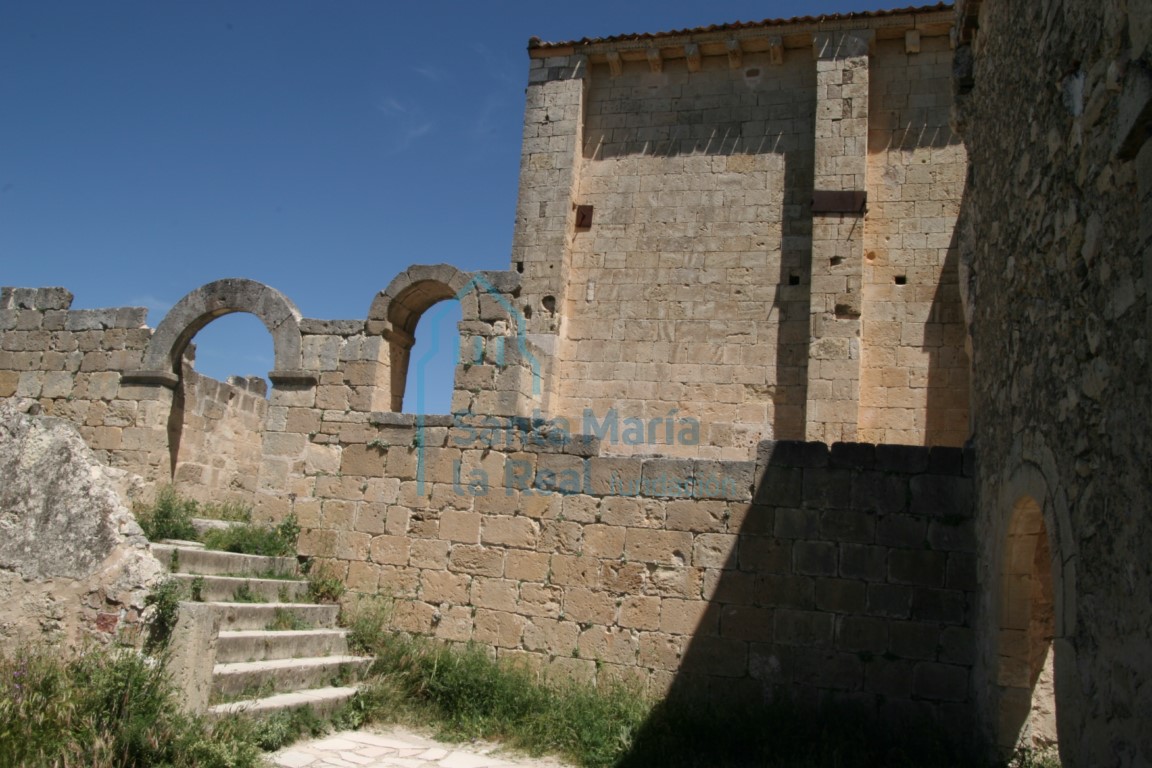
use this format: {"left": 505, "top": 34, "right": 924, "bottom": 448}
{"left": 520, "top": 8, "right": 970, "bottom": 454}
{"left": 172, "top": 363, "right": 269, "bottom": 505}
{"left": 954, "top": 0, "right": 1152, "bottom": 764}
{"left": 296, "top": 415, "right": 978, "bottom": 735}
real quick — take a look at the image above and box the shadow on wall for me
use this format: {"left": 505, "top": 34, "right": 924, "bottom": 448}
{"left": 617, "top": 441, "right": 982, "bottom": 766}
{"left": 923, "top": 234, "right": 971, "bottom": 447}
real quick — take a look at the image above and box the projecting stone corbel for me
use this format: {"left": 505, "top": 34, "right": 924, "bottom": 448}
{"left": 647, "top": 48, "right": 663, "bottom": 73}
{"left": 769, "top": 36, "right": 784, "bottom": 66}
{"left": 606, "top": 51, "right": 622, "bottom": 77}
{"left": 685, "top": 44, "right": 702, "bottom": 73}
{"left": 727, "top": 39, "right": 743, "bottom": 69}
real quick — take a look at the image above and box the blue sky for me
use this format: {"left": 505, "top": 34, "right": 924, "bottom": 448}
{"left": 0, "top": 0, "right": 900, "bottom": 413}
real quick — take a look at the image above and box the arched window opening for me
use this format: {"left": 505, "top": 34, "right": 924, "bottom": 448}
{"left": 400, "top": 298, "right": 462, "bottom": 415}
{"left": 997, "top": 497, "right": 1058, "bottom": 757}
{"left": 169, "top": 312, "right": 274, "bottom": 506}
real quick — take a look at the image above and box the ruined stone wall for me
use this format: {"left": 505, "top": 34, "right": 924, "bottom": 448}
{"left": 172, "top": 364, "right": 268, "bottom": 505}
{"left": 518, "top": 9, "right": 970, "bottom": 456}
{"left": 0, "top": 287, "right": 172, "bottom": 483}
{"left": 296, "top": 414, "right": 978, "bottom": 735}
{"left": 954, "top": 0, "right": 1152, "bottom": 764}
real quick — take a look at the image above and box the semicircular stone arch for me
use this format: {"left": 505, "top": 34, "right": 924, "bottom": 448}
{"left": 126, "top": 278, "right": 313, "bottom": 387}
{"left": 366, "top": 264, "right": 477, "bottom": 412}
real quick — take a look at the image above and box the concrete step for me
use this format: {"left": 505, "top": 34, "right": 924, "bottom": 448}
{"left": 170, "top": 573, "right": 309, "bottom": 603}
{"left": 203, "top": 602, "right": 339, "bottom": 631}
{"left": 151, "top": 543, "right": 298, "bottom": 578}
{"left": 216, "top": 629, "right": 350, "bottom": 663}
{"left": 211, "top": 655, "right": 372, "bottom": 701}
{"left": 207, "top": 686, "right": 359, "bottom": 720}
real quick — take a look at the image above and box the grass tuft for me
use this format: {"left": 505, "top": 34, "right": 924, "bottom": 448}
{"left": 134, "top": 485, "right": 198, "bottom": 542}
{"left": 200, "top": 513, "right": 299, "bottom": 557}
{"left": 0, "top": 644, "right": 264, "bottom": 768}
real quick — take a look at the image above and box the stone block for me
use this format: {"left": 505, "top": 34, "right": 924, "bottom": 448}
{"left": 518, "top": 583, "right": 563, "bottom": 618}
{"left": 908, "top": 474, "right": 973, "bottom": 518}
{"left": 759, "top": 440, "right": 828, "bottom": 468}
{"left": 910, "top": 587, "right": 967, "bottom": 624}
{"left": 774, "top": 609, "right": 834, "bottom": 648}
{"left": 472, "top": 609, "right": 527, "bottom": 649}
{"left": 638, "top": 632, "right": 683, "bottom": 670}
{"left": 369, "top": 535, "right": 410, "bottom": 566}
{"left": 692, "top": 533, "right": 737, "bottom": 569}
{"left": 889, "top": 621, "right": 941, "bottom": 661}
{"left": 888, "top": 549, "right": 947, "bottom": 587}
{"left": 481, "top": 515, "right": 538, "bottom": 549}
{"left": 719, "top": 604, "right": 774, "bottom": 642}
{"left": 440, "top": 510, "right": 481, "bottom": 543}
{"left": 874, "top": 444, "right": 929, "bottom": 473}
{"left": 679, "top": 635, "right": 748, "bottom": 678}
{"left": 665, "top": 499, "right": 727, "bottom": 532}
{"left": 562, "top": 587, "right": 616, "bottom": 624}
{"left": 582, "top": 524, "right": 625, "bottom": 559}
{"left": 624, "top": 528, "right": 693, "bottom": 566}
{"left": 866, "top": 583, "right": 913, "bottom": 618}
{"left": 421, "top": 570, "right": 471, "bottom": 603}
{"left": 504, "top": 550, "right": 550, "bottom": 581}
{"left": 471, "top": 577, "right": 520, "bottom": 612}
{"left": 757, "top": 573, "right": 814, "bottom": 609}
{"left": 912, "top": 662, "right": 968, "bottom": 702}
{"left": 814, "top": 577, "right": 866, "bottom": 613}
{"left": 829, "top": 442, "right": 875, "bottom": 469}
{"left": 550, "top": 555, "right": 600, "bottom": 587}
{"left": 448, "top": 545, "right": 504, "bottom": 577}
{"left": 619, "top": 595, "right": 660, "bottom": 630}
{"left": 836, "top": 615, "right": 888, "bottom": 653}
{"left": 752, "top": 465, "right": 803, "bottom": 507}
{"left": 819, "top": 509, "right": 875, "bottom": 543}
{"left": 876, "top": 513, "right": 926, "bottom": 548}
{"left": 773, "top": 507, "right": 819, "bottom": 539}
{"left": 793, "top": 541, "right": 838, "bottom": 576}
{"left": 522, "top": 617, "right": 579, "bottom": 655}
{"left": 660, "top": 598, "right": 719, "bottom": 636}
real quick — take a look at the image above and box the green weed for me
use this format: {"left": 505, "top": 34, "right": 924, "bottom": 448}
{"left": 306, "top": 561, "right": 346, "bottom": 604}
{"left": 201, "top": 513, "right": 300, "bottom": 557}
{"left": 143, "top": 578, "right": 185, "bottom": 654}
{"left": 0, "top": 644, "right": 263, "bottom": 768}
{"left": 266, "top": 608, "right": 311, "bottom": 632}
{"left": 135, "top": 485, "right": 198, "bottom": 542}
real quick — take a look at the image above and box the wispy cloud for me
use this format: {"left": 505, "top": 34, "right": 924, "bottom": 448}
{"left": 129, "top": 295, "right": 173, "bottom": 324}
{"left": 375, "top": 96, "right": 436, "bottom": 154}
{"left": 413, "top": 65, "right": 444, "bottom": 82}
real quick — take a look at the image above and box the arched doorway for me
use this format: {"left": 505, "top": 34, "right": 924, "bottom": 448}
{"left": 997, "top": 496, "right": 1058, "bottom": 755}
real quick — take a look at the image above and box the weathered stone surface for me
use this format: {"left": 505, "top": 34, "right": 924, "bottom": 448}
{"left": 0, "top": 398, "right": 162, "bottom": 643}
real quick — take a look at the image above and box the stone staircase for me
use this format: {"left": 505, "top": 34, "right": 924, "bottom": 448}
{"left": 152, "top": 537, "right": 372, "bottom": 720}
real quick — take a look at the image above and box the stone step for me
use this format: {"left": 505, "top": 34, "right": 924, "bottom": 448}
{"left": 191, "top": 517, "right": 243, "bottom": 536}
{"left": 207, "top": 686, "right": 359, "bottom": 720}
{"left": 216, "top": 629, "right": 350, "bottom": 663}
{"left": 151, "top": 543, "right": 298, "bottom": 578}
{"left": 202, "top": 602, "right": 339, "bottom": 631}
{"left": 211, "top": 656, "right": 372, "bottom": 701}
{"left": 170, "top": 573, "right": 309, "bottom": 603}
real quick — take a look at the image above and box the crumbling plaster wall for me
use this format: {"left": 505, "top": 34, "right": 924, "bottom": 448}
{"left": 954, "top": 0, "right": 1152, "bottom": 764}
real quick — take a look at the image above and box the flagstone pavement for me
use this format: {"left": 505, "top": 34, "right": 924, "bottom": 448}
{"left": 267, "top": 726, "right": 577, "bottom": 768}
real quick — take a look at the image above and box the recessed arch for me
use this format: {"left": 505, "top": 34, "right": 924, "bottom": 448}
{"left": 126, "top": 278, "right": 314, "bottom": 387}
{"left": 996, "top": 494, "right": 1058, "bottom": 755}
